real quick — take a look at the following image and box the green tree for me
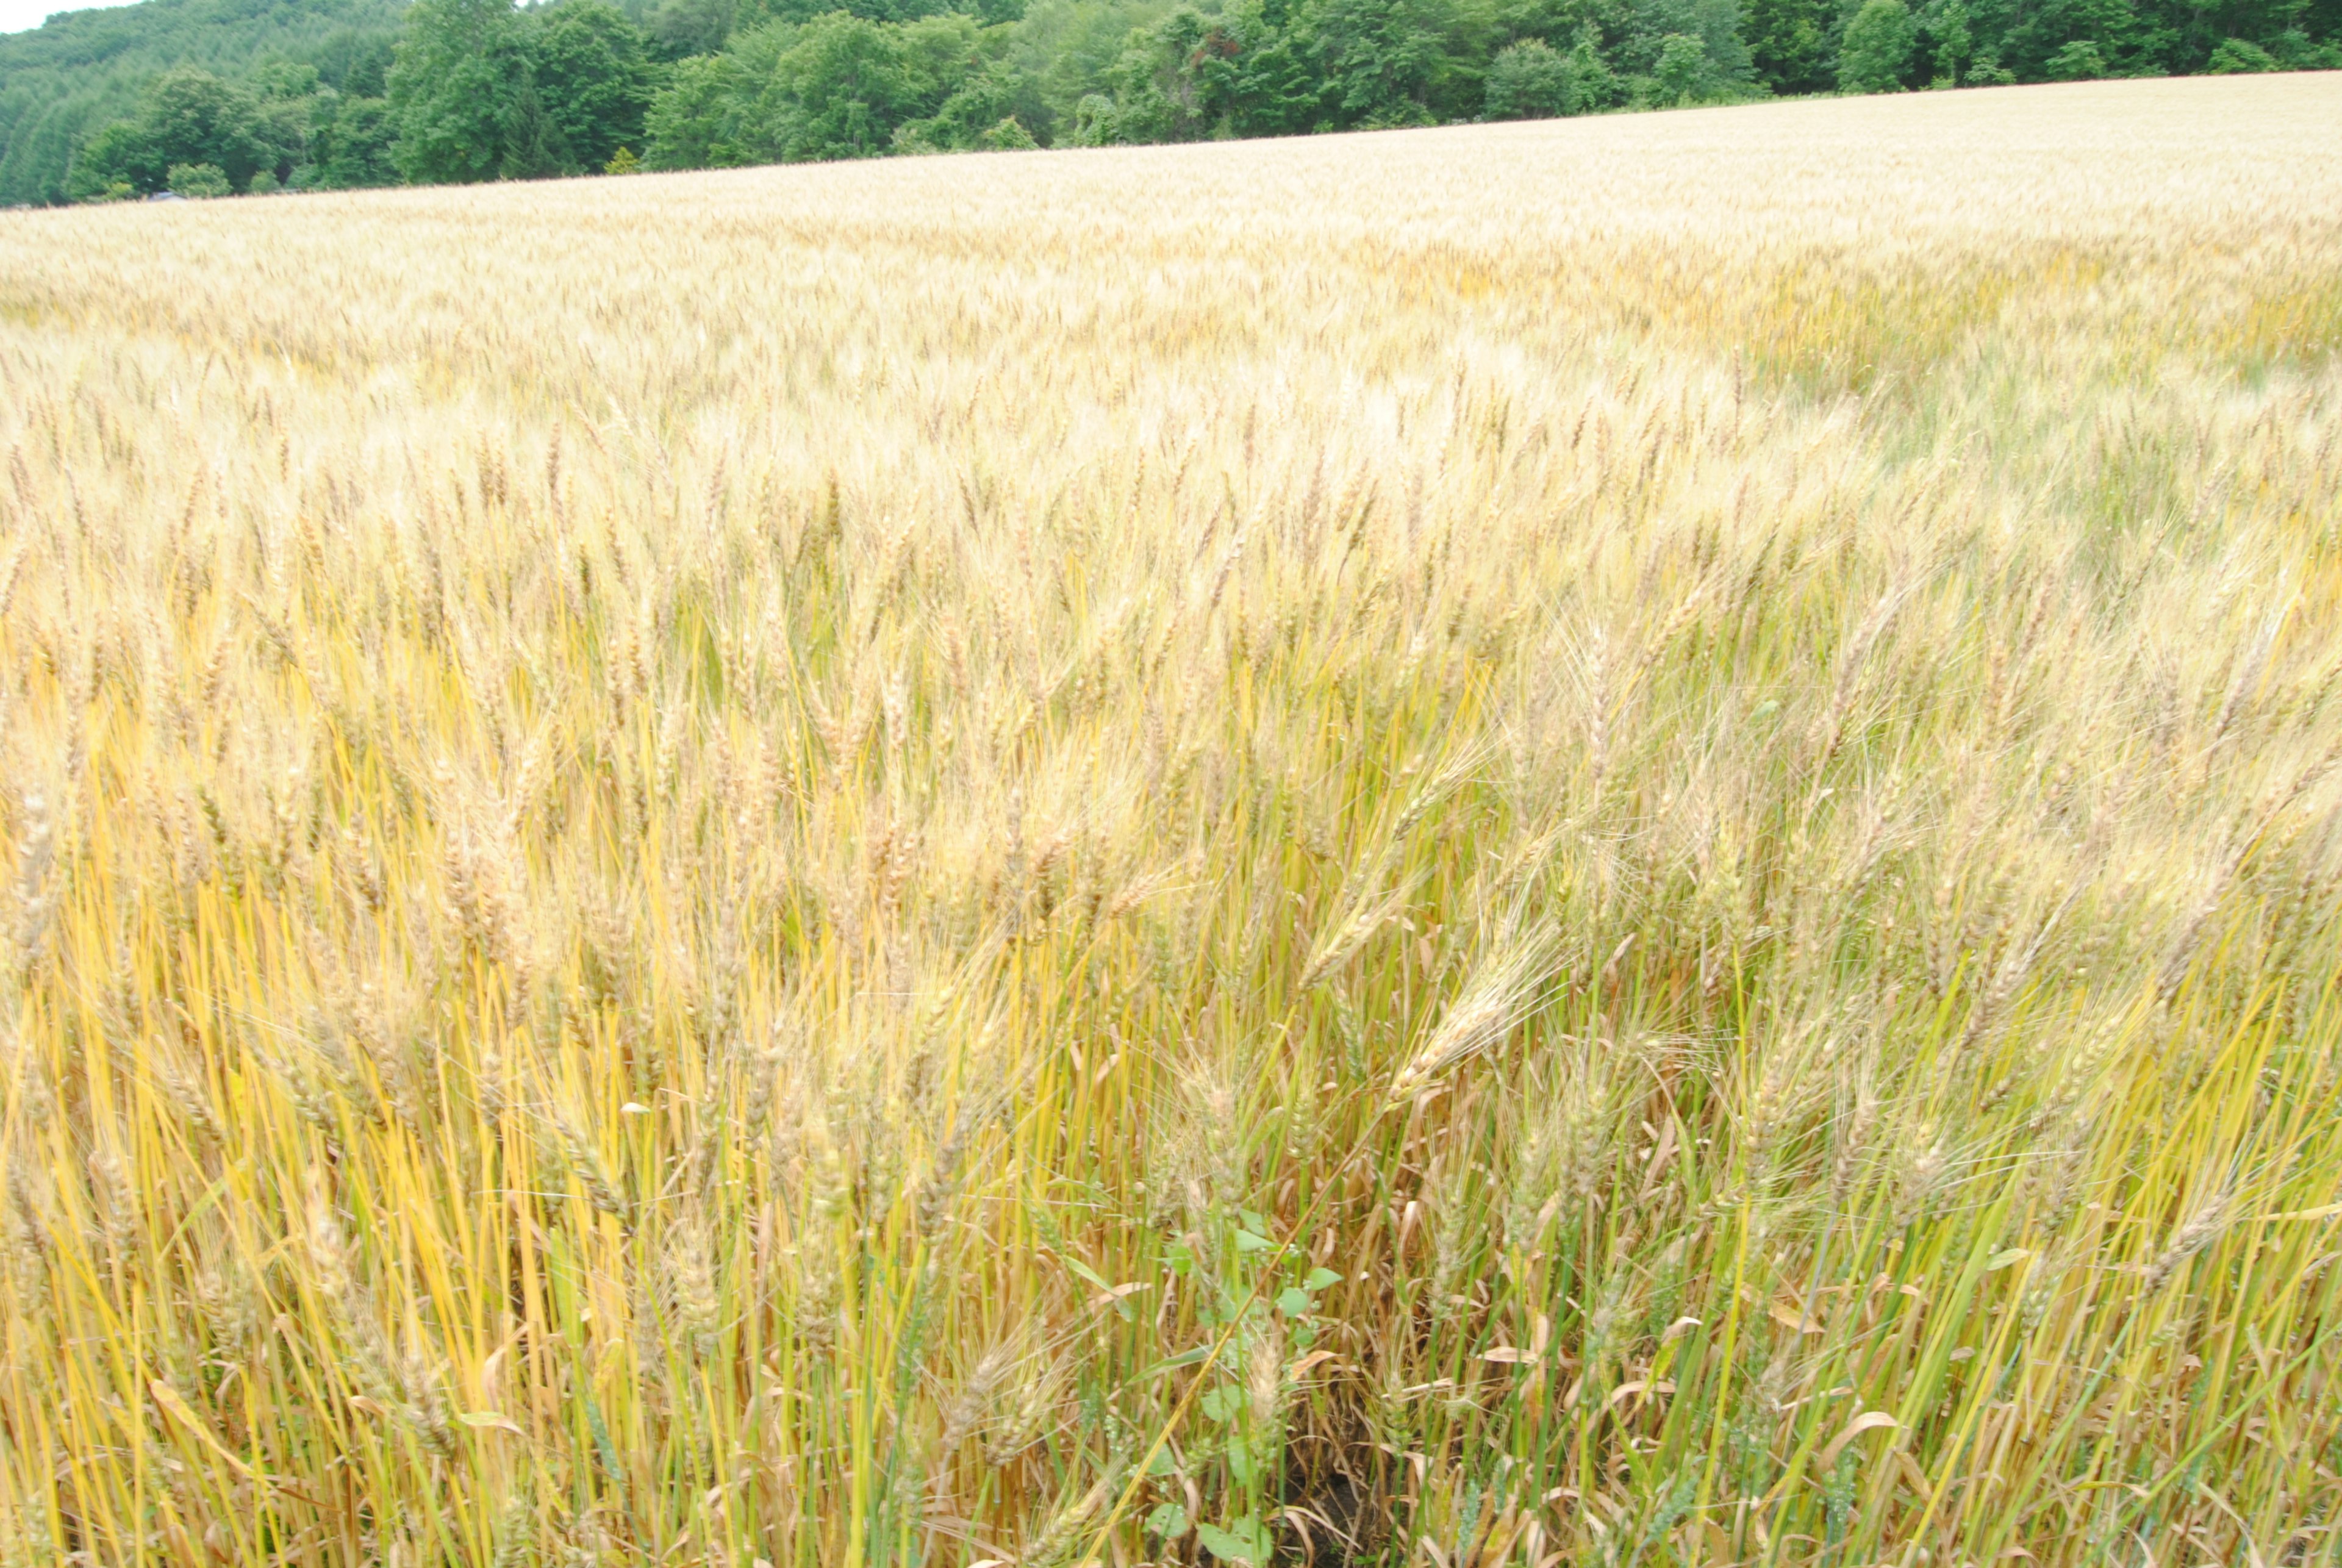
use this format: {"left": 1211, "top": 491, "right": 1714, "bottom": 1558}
{"left": 354, "top": 0, "right": 2342, "bottom": 177}
{"left": 976, "top": 112, "right": 1039, "bottom": 145}
{"left": 1300, "top": 0, "right": 1486, "bottom": 129}
{"left": 248, "top": 59, "right": 324, "bottom": 101}
{"left": 318, "top": 32, "right": 398, "bottom": 98}
{"left": 249, "top": 60, "right": 326, "bottom": 179}
{"left": 1742, "top": 0, "right": 1833, "bottom": 91}
{"left": 765, "top": 14, "right": 909, "bottom": 158}
{"left": 896, "top": 58, "right": 1038, "bottom": 149}
{"left": 1650, "top": 29, "right": 1709, "bottom": 94}
{"left": 1564, "top": 35, "right": 1625, "bottom": 104}
{"left": 2041, "top": 34, "right": 2107, "bottom": 71}
{"left": 66, "top": 66, "right": 290, "bottom": 199}
{"left": 2205, "top": 33, "right": 2280, "bottom": 64}
{"left": 1991, "top": 0, "right": 2143, "bottom": 78}
{"left": 388, "top": 0, "right": 562, "bottom": 183}
{"left": 167, "top": 159, "right": 232, "bottom": 196}
{"left": 1, "top": 0, "right": 409, "bottom": 207}
{"left": 141, "top": 66, "right": 276, "bottom": 187}
{"left": 645, "top": 51, "right": 759, "bottom": 166}
{"left": 1218, "top": 22, "right": 1327, "bottom": 136}
{"left": 749, "top": 12, "right": 978, "bottom": 162}
{"left": 1112, "top": 0, "right": 1331, "bottom": 140}
{"left": 1838, "top": 0, "right": 1916, "bottom": 87}
{"left": 1098, "top": 9, "right": 1227, "bottom": 141}
{"left": 1069, "top": 91, "right": 1120, "bottom": 141}
{"left": 740, "top": 0, "right": 962, "bottom": 23}
{"left": 1483, "top": 37, "right": 1575, "bottom": 115}
{"left": 66, "top": 120, "right": 165, "bottom": 200}
{"left": 1144, "top": 1, "right": 1331, "bottom": 140}
{"left": 532, "top": 1, "right": 659, "bottom": 173}
{"left": 315, "top": 93, "right": 403, "bottom": 186}
{"left": 645, "top": 0, "right": 737, "bottom": 59}
{"left": 1006, "top": 0, "right": 1184, "bottom": 138}
{"left": 1611, "top": 0, "right": 1755, "bottom": 98}
{"left": 1919, "top": 0, "right": 1972, "bottom": 80}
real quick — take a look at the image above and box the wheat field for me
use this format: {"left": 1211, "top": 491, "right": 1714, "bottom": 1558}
{"left": 1, "top": 71, "right": 2341, "bottom": 1567}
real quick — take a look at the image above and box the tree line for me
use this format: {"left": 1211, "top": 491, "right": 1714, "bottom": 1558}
{"left": 0, "top": 0, "right": 401, "bottom": 207}
{"left": 58, "top": 0, "right": 2342, "bottom": 199}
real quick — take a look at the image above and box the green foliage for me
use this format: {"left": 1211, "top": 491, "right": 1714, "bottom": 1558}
{"left": 532, "top": 0, "right": 661, "bottom": 171}
{"left": 1922, "top": 0, "right": 1972, "bottom": 81}
{"left": 1650, "top": 29, "right": 1711, "bottom": 95}
{"left": 1005, "top": 0, "right": 1180, "bottom": 139}
{"left": 1566, "top": 37, "right": 1625, "bottom": 105}
{"left": 1598, "top": 0, "right": 1756, "bottom": 96}
{"left": 620, "top": 0, "right": 2337, "bottom": 173}
{"left": 1069, "top": 90, "right": 1117, "bottom": 140}
{"left": 1057, "top": 0, "right": 1507, "bottom": 144}
{"left": 756, "top": 12, "right": 982, "bottom": 160}
{"left": 141, "top": 65, "right": 276, "bottom": 184}
{"left": 165, "top": 157, "right": 231, "bottom": 194}
{"left": 388, "top": 0, "right": 559, "bottom": 182}
{"left": 66, "top": 120, "right": 163, "bottom": 201}
{"left": 384, "top": 0, "right": 667, "bottom": 180}
{"left": 1144, "top": 1501, "right": 1191, "bottom": 1542}
{"left": 767, "top": 12, "right": 926, "bottom": 157}
{"left": 637, "top": 10, "right": 971, "bottom": 164}
{"left": 311, "top": 92, "right": 401, "bottom": 187}
{"left": 6, "top": 0, "right": 2338, "bottom": 204}
{"left": 1090, "top": 8, "right": 1244, "bottom": 141}
{"left": 1305, "top": 0, "right": 1491, "bottom": 129}
{"left": 1, "top": 0, "right": 404, "bottom": 207}
{"left": 2041, "top": 35, "right": 2106, "bottom": 74}
{"left": 1194, "top": 1516, "right": 1272, "bottom": 1563}
{"left": 1742, "top": 0, "right": 1833, "bottom": 90}
{"left": 314, "top": 29, "right": 398, "bottom": 96}
{"left": 65, "top": 65, "right": 304, "bottom": 199}
{"left": 1837, "top": 0, "right": 1916, "bottom": 88}
{"left": 2205, "top": 34, "right": 2280, "bottom": 67}
{"left": 644, "top": 52, "right": 761, "bottom": 166}
{"left": 1483, "top": 37, "right": 1575, "bottom": 116}
{"left": 643, "top": 0, "right": 740, "bottom": 58}
{"left": 894, "top": 58, "right": 1038, "bottom": 149}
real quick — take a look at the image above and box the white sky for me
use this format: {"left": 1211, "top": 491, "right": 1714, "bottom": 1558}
{"left": 0, "top": 0, "right": 143, "bottom": 34}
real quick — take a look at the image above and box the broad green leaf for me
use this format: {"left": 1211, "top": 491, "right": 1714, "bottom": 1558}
{"left": 1224, "top": 1431, "right": 1258, "bottom": 1487}
{"left": 1196, "top": 1516, "right": 1271, "bottom": 1564}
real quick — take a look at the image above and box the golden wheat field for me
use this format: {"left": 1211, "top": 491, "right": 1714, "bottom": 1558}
{"left": 1, "top": 70, "right": 2340, "bottom": 1568}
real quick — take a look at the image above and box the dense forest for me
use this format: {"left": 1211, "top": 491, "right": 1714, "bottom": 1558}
{"left": 2, "top": 0, "right": 2337, "bottom": 203}
{"left": 0, "top": 0, "right": 399, "bottom": 203}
